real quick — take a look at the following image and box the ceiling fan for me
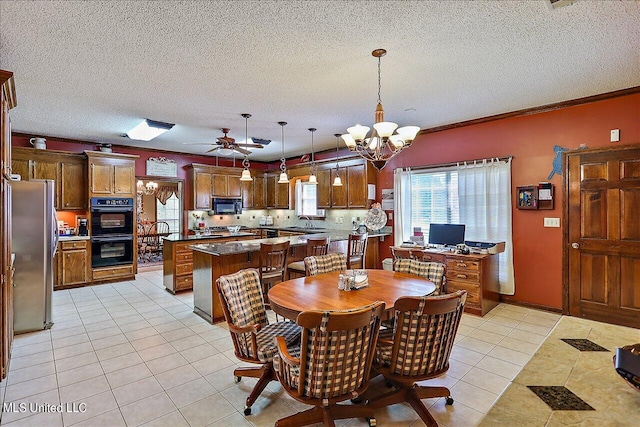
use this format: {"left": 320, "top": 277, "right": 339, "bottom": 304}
{"left": 185, "top": 128, "right": 264, "bottom": 155}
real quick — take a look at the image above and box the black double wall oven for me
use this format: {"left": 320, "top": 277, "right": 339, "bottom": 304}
{"left": 90, "top": 197, "right": 135, "bottom": 268}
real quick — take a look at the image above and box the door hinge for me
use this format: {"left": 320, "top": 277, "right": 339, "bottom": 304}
{"left": 1, "top": 273, "right": 4, "bottom": 286}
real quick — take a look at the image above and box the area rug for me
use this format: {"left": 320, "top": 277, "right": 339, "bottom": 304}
{"left": 479, "top": 315, "right": 640, "bottom": 426}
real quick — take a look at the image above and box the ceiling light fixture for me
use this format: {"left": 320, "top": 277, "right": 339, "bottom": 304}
{"left": 277, "top": 121, "right": 289, "bottom": 184}
{"left": 308, "top": 128, "right": 318, "bottom": 185}
{"left": 332, "top": 133, "right": 343, "bottom": 187}
{"left": 239, "top": 113, "right": 253, "bottom": 181}
{"left": 126, "top": 119, "right": 174, "bottom": 141}
{"left": 342, "top": 49, "right": 420, "bottom": 171}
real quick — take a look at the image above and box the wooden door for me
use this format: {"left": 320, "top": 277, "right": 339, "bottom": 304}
{"left": 228, "top": 175, "right": 241, "bottom": 197}
{"left": 566, "top": 145, "right": 640, "bottom": 329}
{"left": 277, "top": 180, "right": 290, "bottom": 208}
{"left": 90, "top": 162, "right": 113, "bottom": 194}
{"left": 241, "top": 179, "right": 254, "bottom": 208}
{"left": 10, "top": 158, "right": 29, "bottom": 180}
{"left": 114, "top": 164, "right": 134, "bottom": 195}
{"left": 194, "top": 172, "right": 212, "bottom": 210}
{"left": 61, "top": 162, "right": 86, "bottom": 210}
{"left": 266, "top": 175, "right": 276, "bottom": 208}
{"left": 254, "top": 174, "right": 266, "bottom": 208}
{"left": 61, "top": 249, "right": 88, "bottom": 285}
{"left": 33, "top": 159, "right": 60, "bottom": 208}
{"left": 211, "top": 174, "right": 228, "bottom": 197}
{"left": 347, "top": 164, "right": 366, "bottom": 208}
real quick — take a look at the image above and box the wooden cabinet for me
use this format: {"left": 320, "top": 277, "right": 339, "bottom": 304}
{"left": 188, "top": 164, "right": 244, "bottom": 210}
{"left": 265, "top": 173, "right": 290, "bottom": 209}
{"left": 444, "top": 253, "right": 499, "bottom": 316}
{"left": 330, "top": 169, "right": 347, "bottom": 208}
{"left": 11, "top": 147, "right": 87, "bottom": 211}
{"left": 346, "top": 164, "right": 367, "bottom": 208}
{"left": 317, "top": 169, "right": 332, "bottom": 209}
{"left": 266, "top": 174, "right": 276, "bottom": 208}
{"left": 86, "top": 151, "right": 137, "bottom": 198}
{"left": 55, "top": 240, "right": 90, "bottom": 289}
{"left": 242, "top": 172, "right": 266, "bottom": 209}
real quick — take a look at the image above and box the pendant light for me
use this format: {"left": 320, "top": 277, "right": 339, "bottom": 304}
{"left": 308, "top": 128, "right": 318, "bottom": 185}
{"left": 332, "top": 133, "right": 343, "bottom": 186}
{"left": 239, "top": 113, "right": 253, "bottom": 181}
{"left": 277, "top": 121, "right": 289, "bottom": 183}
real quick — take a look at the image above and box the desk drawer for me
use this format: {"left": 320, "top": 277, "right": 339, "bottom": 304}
{"left": 420, "top": 252, "right": 446, "bottom": 263}
{"left": 174, "top": 275, "right": 193, "bottom": 291}
{"left": 176, "top": 252, "right": 193, "bottom": 262}
{"left": 176, "top": 263, "right": 193, "bottom": 275}
{"left": 61, "top": 240, "right": 88, "bottom": 250}
{"left": 446, "top": 259, "right": 480, "bottom": 272}
{"left": 445, "top": 280, "right": 480, "bottom": 305}
{"left": 176, "top": 243, "right": 192, "bottom": 253}
{"left": 446, "top": 271, "right": 480, "bottom": 283}
{"left": 93, "top": 265, "right": 134, "bottom": 280}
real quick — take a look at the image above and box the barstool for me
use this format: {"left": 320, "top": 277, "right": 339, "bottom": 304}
{"left": 346, "top": 233, "right": 368, "bottom": 269}
{"left": 258, "top": 241, "right": 290, "bottom": 306}
{"left": 287, "top": 237, "right": 330, "bottom": 279}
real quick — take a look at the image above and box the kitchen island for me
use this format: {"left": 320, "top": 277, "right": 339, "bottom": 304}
{"left": 190, "top": 232, "right": 351, "bottom": 324}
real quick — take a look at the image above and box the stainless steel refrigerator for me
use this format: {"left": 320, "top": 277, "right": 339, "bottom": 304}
{"left": 11, "top": 179, "right": 58, "bottom": 334}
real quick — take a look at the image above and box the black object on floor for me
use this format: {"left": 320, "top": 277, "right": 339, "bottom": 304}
{"left": 561, "top": 338, "right": 609, "bottom": 352}
{"left": 527, "top": 386, "right": 594, "bottom": 410}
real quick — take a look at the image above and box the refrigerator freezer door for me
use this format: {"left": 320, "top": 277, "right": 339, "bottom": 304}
{"left": 11, "top": 180, "right": 55, "bottom": 333}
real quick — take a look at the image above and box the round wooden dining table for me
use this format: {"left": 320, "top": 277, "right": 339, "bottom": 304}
{"left": 268, "top": 270, "right": 436, "bottom": 320}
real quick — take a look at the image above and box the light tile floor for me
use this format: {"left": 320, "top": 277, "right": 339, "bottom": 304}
{"left": 0, "top": 268, "right": 563, "bottom": 426}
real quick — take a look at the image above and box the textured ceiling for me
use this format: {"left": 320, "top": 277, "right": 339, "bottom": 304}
{"left": 1, "top": 0, "right": 638, "bottom": 162}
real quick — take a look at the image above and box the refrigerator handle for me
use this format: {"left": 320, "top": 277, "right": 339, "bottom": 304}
{"left": 53, "top": 208, "right": 60, "bottom": 256}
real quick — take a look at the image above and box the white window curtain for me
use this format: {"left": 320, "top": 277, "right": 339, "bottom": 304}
{"left": 393, "top": 168, "right": 412, "bottom": 246}
{"left": 457, "top": 158, "right": 515, "bottom": 295}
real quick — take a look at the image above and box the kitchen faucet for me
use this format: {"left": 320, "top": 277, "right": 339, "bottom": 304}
{"left": 300, "top": 215, "right": 313, "bottom": 229}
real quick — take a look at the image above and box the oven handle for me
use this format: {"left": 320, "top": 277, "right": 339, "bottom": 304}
{"left": 91, "top": 207, "right": 135, "bottom": 213}
{"left": 92, "top": 235, "right": 134, "bottom": 243}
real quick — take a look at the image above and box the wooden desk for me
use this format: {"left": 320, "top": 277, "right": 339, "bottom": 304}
{"left": 268, "top": 270, "right": 436, "bottom": 320}
{"left": 390, "top": 247, "right": 500, "bottom": 316}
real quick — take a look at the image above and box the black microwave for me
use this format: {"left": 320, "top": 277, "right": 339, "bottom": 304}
{"left": 213, "top": 198, "right": 242, "bottom": 215}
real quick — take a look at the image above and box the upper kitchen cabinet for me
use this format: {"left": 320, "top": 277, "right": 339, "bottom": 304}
{"left": 242, "top": 171, "right": 266, "bottom": 209}
{"left": 11, "top": 147, "right": 87, "bottom": 210}
{"left": 187, "top": 164, "right": 244, "bottom": 210}
{"left": 316, "top": 169, "right": 332, "bottom": 209}
{"left": 86, "top": 151, "right": 137, "bottom": 198}
{"left": 265, "top": 173, "right": 290, "bottom": 209}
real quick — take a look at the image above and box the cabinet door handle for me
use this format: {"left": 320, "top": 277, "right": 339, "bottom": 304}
{"left": 456, "top": 274, "right": 468, "bottom": 279}
{"left": 457, "top": 263, "right": 467, "bottom": 268}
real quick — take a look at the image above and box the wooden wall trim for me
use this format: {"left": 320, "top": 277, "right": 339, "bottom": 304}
{"left": 499, "top": 296, "right": 564, "bottom": 314}
{"left": 418, "top": 86, "right": 640, "bottom": 136}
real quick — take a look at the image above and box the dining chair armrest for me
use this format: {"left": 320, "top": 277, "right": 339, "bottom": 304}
{"left": 274, "top": 336, "right": 300, "bottom": 367}
{"left": 228, "top": 322, "right": 261, "bottom": 335}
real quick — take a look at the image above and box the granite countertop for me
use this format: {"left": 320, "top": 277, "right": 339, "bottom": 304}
{"left": 58, "top": 235, "right": 91, "bottom": 241}
{"left": 165, "top": 231, "right": 257, "bottom": 242}
{"left": 190, "top": 231, "right": 353, "bottom": 256}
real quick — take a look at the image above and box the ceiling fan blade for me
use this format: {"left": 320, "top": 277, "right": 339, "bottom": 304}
{"left": 234, "top": 143, "right": 264, "bottom": 149}
{"left": 183, "top": 142, "right": 219, "bottom": 145}
{"left": 233, "top": 147, "right": 251, "bottom": 155}
{"left": 206, "top": 147, "right": 221, "bottom": 153}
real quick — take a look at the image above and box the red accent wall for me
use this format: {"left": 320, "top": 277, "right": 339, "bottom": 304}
{"left": 377, "top": 93, "right": 640, "bottom": 310}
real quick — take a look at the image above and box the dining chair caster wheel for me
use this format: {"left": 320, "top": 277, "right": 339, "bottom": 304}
{"left": 367, "top": 418, "right": 377, "bottom": 427}
{"left": 243, "top": 406, "right": 251, "bottom": 415}
{"left": 446, "top": 396, "right": 454, "bottom": 405}
{"left": 234, "top": 376, "right": 242, "bottom": 383}
{"left": 386, "top": 380, "right": 393, "bottom": 388}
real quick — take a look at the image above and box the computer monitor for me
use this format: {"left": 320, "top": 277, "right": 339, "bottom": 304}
{"left": 428, "top": 223, "right": 466, "bottom": 246}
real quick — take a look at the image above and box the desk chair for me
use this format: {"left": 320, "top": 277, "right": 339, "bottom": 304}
{"left": 273, "top": 301, "right": 385, "bottom": 427}
{"left": 347, "top": 233, "right": 368, "bottom": 269}
{"left": 391, "top": 247, "right": 415, "bottom": 261}
{"left": 216, "top": 268, "right": 301, "bottom": 415}
{"left": 369, "top": 291, "right": 467, "bottom": 426}
{"left": 287, "top": 237, "right": 329, "bottom": 279}
{"left": 259, "top": 241, "right": 290, "bottom": 306}
{"left": 304, "top": 253, "right": 346, "bottom": 276}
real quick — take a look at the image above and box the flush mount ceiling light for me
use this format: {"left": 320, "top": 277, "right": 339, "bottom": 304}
{"left": 239, "top": 113, "right": 253, "bottom": 182}
{"left": 308, "top": 128, "right": 318, "bottom": 185}
{"left": 332, "top": 133, "right": 343, "bottom": 187}
{"left": 342, "top": 49, "right": 420, "bottom": 171}
{"left": 126, "top": 119, "right": 174, "bottom": 141}
{"left": 278, "top": 121, "right": 289, "bottom": 184}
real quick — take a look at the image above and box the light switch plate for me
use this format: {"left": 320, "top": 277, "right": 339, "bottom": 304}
{"left": 611, "top": 129, "right": 620, "bottom": 142}
{"left": 544, "top": 217, "right": 560, "bottom": 227}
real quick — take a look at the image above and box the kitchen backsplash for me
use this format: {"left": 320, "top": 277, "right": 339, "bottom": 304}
{"left": 188, "top": 208, "right": 371, "bottom": 231}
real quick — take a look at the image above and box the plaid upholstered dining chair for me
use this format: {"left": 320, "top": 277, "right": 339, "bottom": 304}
{"left": 273, "top": 301, "right": 385, "bottom": 427}
{"left": 303, "top": 252, "right": 347, "bottom": 276}
{"left": 216, "top": 268, "right": 301, "bottom": 416}
{"left": 368, "top": 291, "right": 467, "bottom": 426}
{"left": 394, "top": 258, "right": 447, "bottom": 295}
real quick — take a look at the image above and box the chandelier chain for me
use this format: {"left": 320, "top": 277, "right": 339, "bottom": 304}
{"left": 377, "top": 55, "right": 382, "bottom": 104}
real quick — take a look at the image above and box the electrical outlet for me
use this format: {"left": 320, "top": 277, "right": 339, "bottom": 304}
{"left": 544, "top": 217, "right": 560, "bottom": 227}
{"left": 611, "top": 129, "right": 620, "bottom": 142}
{"left": 335, "top": 217, "right": 339, "bottom": 223}
{"left": 388, "top": 212, "right": 393, "bottom": 220}
{"left": 338, "top": 217, "right": 343, "bottom": 224}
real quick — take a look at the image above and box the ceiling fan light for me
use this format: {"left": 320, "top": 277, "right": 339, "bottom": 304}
{"left": 218, "top": 148, "right": 234, "bottom": 156}
{"left": 239, "top": 169, "right": 253, "bottom": 181}
{"left": 347, "top": 124, "right": 370, "bottom": 142}
{"left": 373, "top": 121, "right": 398, "bottom": 138}
{"left": 126, "top": 119, "right": 174, "bottom": 141}
{"left": 278, "top": 172, "right": 290, "bottom": 184}
{"left": 396, "top": 126, "right": 420, "bottom": 141}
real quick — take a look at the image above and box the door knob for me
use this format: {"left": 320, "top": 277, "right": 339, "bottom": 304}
{"left": 571, "top": 242, "right": 579, "bottom": 249}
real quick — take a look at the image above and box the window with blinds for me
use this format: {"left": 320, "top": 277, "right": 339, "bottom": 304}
{"left": 410, "top": 170, "right": 459, "bottom": 240}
